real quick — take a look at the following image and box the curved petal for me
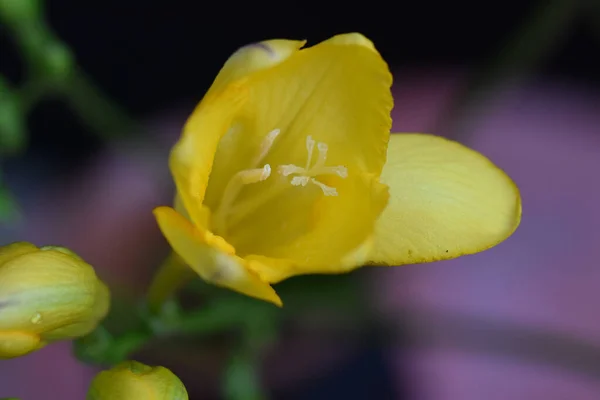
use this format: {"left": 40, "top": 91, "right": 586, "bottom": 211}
{"left": 246, "top": 235, "right": 375, "bottom": 284}
{"left": 0, "top": 242, "right": 37, "bottom": 265}
{"left": 170, "top": 83, "right": 247, "bottom": 226}
{"left": 203, "top": 33, "right": 393, "bottom": 211}
{"left": 172, "top": 39, "right": 305, "bottom": 225}
{"left": 368, "top": 133, "right": 521, "bottom": 265}
{"left": 244, "top": 32, "right": 393, "bottom": 176}
{"left": 207, "top": 39, "right": 306, "bottom": 97}
{"left": 238, "top": 172, "right": 389, "bottom": 282}
{"left": 153, "top": 207, "right": 281, "bottom": 306}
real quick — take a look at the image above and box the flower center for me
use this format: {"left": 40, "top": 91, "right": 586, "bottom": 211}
{"left": 212, "top": 129, "right": 281, "bottom": 235}
{"left": 211, "top": 130, "right": 348, "bottom": 236}
{"left": 278, "top": 136, "right": 348, "bottom": 196}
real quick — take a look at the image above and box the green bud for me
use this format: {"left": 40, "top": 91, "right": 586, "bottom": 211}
{"left": 0, "top": 242, "right": 110, "bottom": 359}
{"left": 87, "top": 361, "right": 189, "bottom": 400}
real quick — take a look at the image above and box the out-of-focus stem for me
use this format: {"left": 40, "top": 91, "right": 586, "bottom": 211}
{"left": 146, "top": 252, "right": 197, "bottom": 314}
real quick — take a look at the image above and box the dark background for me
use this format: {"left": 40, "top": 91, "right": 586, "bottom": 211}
{"left": 1, "top": 1, "right": 599, "bottom": 167}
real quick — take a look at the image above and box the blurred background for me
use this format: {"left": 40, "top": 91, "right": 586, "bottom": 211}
{"left": 1, "top": 0, "right": 599, "bottom": 399}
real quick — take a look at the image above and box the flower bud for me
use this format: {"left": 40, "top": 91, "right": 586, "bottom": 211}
{"left": 0, "top": 242, "right": 110, "bottom": 359}
{"left": 86, "top": 361, "right": 188, "bottom": 400}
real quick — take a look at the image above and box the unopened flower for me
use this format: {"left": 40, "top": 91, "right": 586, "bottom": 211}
{"left": 152, "top": 33, "right": 521, "bottom": 306}
{"left": 0, "top": 242, "right": 110, "bottom": 358}
{"left": 86, "top": 360, "right": 188, "bottom": 400}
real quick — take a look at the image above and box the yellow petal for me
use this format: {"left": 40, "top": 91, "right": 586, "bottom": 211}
{"left": 368, "top": 133, "right": 521, "bottom": 265}
{"left": 153, "top": 206, "right": 282, "bottom": 306}
{"left": 0, "top": 242, "right": 37, "bottom": 265}
{"left": 170, "top": 82, "right": 247, "bottom": 227}
{"left": 0, "top": 331, "right": 43, "bottom": 359}
{"left": 239, "top": 172, "right": 389, "bottom": 283}
{"left": 207, "top": 39, "right": 306, "bottom": 96}
{"left": 324, "top": 32, "right": 376, "bottom": 51}
{"left": 203, "top": 32, "right": 393, "bottom": 211}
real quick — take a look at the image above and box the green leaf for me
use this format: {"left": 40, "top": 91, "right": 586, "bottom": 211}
{"left": 0, "top": 0, "right": 41, "bottom": 25}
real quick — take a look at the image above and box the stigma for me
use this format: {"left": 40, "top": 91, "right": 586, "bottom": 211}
{"left": 278, "top": 135, "right": 348, "bottom": 196}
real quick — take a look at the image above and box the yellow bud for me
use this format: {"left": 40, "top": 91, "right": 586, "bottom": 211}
{"left": 87, "top": 360, "right": 189, "bottom": 400}
{"left": 0, "top": 242, "right": 110, "bottom": 359}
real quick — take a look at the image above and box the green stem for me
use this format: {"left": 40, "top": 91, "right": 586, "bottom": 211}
{"left": 222, "top": 313, "right": 276, "bottom": 400}
{"left": 62, "top": 69, "right": 137, "bottom": 138}
{"left": 146, "top": 253, "right": 198, "bottom": 314}
{"left": 0, "top": 0, "right": 137, "bottom": 141}
{"left": 75, "top": 297, "right": 251, "bottom": 366}
{"left": 223, "top": 348, "right": 268, "bottom": 400}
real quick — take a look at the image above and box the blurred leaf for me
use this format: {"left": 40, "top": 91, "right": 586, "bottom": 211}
{"left": 63, "top": 69, "right": 137, "bottom": 138}
{"left": 0, "top": 0, "right": 41, "bottom": 25}
{"left": 1, "top": 0, "right": 137, "bottom": 142}
{"left": 0, "top": 76, "right": 27, "bottom": 154}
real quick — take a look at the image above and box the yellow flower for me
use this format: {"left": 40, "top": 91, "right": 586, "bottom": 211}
{"left": 151, "top": 33, "right": 521, "bottom": 307}
{"left": 0, "top": 242, "right": 110, "bottom": 358}
{"left": 86, "top": 360, "right": 188, "bottom": 400}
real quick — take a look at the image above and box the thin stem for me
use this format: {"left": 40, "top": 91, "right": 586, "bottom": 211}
{"left": 0, "top": 0, "right": 137, "bottom": 141}
{"left": 62, "top": 69, "right": 138, "bottom": 138}
{"left": 146, "top": 252, "right": 197, "bottom": 314}
{"left": 222, "top": 311, "right": 276, "bottom": 400}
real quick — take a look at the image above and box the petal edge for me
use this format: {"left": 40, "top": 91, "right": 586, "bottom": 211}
{"left": 368, "top": 133, "right": 521, "bottom": 266}
{"left": 154, "top": 207, "right": 282, "bottom": 306}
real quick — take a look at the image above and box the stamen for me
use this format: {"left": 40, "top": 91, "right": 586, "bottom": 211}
{"left": 310, "top": 178, "right": 338, "bottom": 196}
{"left": 311, "top": 165, "right": 348, "bottom": 178}
{"left": 213, "top": 164, "right": 272, "bottom": 235}
{"left": 238, "top": 164, "right": 272, "bottom": 184}
{"left": 254, "top": 129, "right": 281, "bottom": 165}
{"left": 313, "top": 142, "right": 328, "bottom": 169}
{"left": 305, "top": 136, "right": 315, "bottom": 169}
{"left": 277, "top": 135, "right": 348, "bottom": 196}
{"left": 278, "top": 164, "right": 305, "bottom": 177}
{"left": 291, "top": 176, "right": 310, "bottom": 187}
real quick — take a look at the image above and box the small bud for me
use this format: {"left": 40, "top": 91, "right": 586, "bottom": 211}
{"left": 86, "top": 361, "right": 189, "bottom": 400}
{"left": 0, "top": 242, "right": 110, "bottom": 359}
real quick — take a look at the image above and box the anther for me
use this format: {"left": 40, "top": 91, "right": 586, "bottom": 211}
{"left": 277, "top": 135, "right": 347, "bottom": 197}
{"left": 310, "top": 178, "right": 338, "bottom": 196}
{"left": 254, "top": 129, "right": 281, "bottom": 165}
{"left": 291, "top": 176, "right": 310, "bottom": 187}
{"left": 238, "top": 164, "right": 271, "bottom": 184}
{"left": 278, "top": 164, "right": 304, "bottom": 177}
